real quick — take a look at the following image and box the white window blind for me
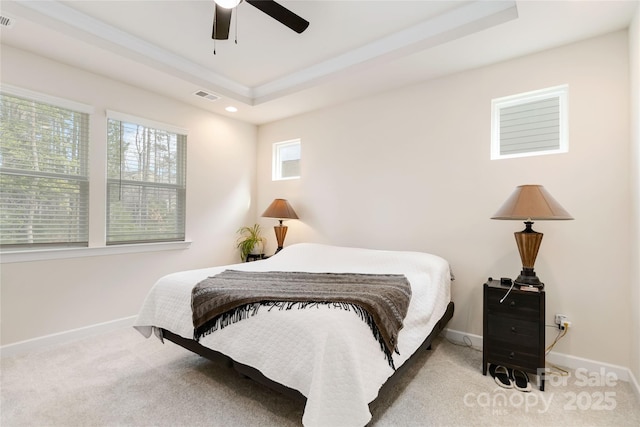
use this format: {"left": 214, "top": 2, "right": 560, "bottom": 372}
{"left": 491, "top": 85, "right": 568, "bottom": 159}
{"left": 0, "top": 92, "right": 90, "bottom": 248}
{"left": 273, "top": 139, "right": 301, "bottom": 180}
{"left": 106, "top": 115, "right": 187, "bottom": 245}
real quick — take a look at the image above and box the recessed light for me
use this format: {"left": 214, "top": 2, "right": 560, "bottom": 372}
{"left": 225, "top": 106, "right": 238, "bottom": 113}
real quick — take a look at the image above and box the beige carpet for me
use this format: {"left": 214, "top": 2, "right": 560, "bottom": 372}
{"left": 1, "top": 327, "right": 639, "bottom": 426}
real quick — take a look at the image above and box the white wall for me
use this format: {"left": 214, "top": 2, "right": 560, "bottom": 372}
{"left": 256, "top": 32, "right": 633, "bottom": 368}
{"left": 629, "top": 5, "right": 640, "bottom": 385}
{"left": 0, "top": 46, "right": 258, "bottom": 345}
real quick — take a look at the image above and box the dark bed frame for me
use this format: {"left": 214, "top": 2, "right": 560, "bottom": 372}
{"left": 160, "top": 300, "right": 455, "bottom": 404}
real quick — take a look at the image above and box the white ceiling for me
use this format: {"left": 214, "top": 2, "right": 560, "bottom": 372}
{"left": 1, "top": 0, "right": 637, "bottom": 124}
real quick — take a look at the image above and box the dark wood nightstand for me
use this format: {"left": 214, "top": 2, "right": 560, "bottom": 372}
{"left": 245, "top": 254, "right": 270, "bottom": 262}
{"left": 482, "top": 279, "right": 545, "bottom": 391}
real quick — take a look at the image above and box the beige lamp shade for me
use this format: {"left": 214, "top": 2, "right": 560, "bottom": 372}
{"left": 491, "top": 185, "right": 573, "bottom": 220}
{"left": 261, "top": 199, "right": 298, "bottom": 253}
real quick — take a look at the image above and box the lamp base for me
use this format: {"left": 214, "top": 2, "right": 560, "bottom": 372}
{"left": 273, "top": 225, "right": 288, "bottom": 253}
{"left": 514, "top": 268, "right": 544, "bottom": 288}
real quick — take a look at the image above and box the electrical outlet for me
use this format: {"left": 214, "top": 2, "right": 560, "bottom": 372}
{"left": 555, "top": 314, "right": 571, "bottom": 330}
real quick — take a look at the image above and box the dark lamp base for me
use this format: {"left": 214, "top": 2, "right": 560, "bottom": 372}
{"left": 514, "top": 268, "right": 544, "bottom": 288}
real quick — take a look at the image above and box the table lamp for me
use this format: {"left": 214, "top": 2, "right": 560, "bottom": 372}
{"left": 261, "top": 198, "right": 298, "bottom": 253}
{"left": 491, "top": 185, "right": 573, "bottom": 288}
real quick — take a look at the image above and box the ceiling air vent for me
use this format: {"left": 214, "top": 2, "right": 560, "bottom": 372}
{"left": 0, "top": 15, "right": 15, "bottom": 28}
{"left": 193, "top": 90, "right": 220, "bottom": 102}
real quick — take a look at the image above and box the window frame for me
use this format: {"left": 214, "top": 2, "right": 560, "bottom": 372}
{"left": 272, "top": 139, "right": 301, "bottom": 181}
{"left": 105, "top": 110, "right": 188, "bottom": 245}
{"left": 491, "top": 85, "right": 569, "bottom": 160}
{"left": 0, "top": 87, "right": 191, "bottom": 263}
{"left": 0, "top": 84, "right": 93, "bottom": 249}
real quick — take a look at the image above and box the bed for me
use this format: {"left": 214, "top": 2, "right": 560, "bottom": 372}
{"left": 134, "top": 243, "right": 454, "bottom": 427}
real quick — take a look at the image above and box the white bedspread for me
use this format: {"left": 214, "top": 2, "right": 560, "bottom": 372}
{"left": 134, "top": 243, "right": 451, "bottom": 427}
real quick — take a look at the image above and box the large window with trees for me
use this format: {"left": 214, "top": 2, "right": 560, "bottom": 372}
{"left": 0, "top": 89, "right": 90, "bottom": 248}
{"left": 106, "top": 112, "right": 187, "bottom": 245}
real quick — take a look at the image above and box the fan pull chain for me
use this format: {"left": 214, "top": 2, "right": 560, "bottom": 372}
{"left": 213, "top": 5, "right": 217, "bottom": 55}
{"left": 234, "top": 4, "right": 238, "bottom": 44}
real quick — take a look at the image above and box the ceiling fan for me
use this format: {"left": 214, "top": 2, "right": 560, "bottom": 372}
{"left": 212, "top": 0, "right": 310, "bottom": 41}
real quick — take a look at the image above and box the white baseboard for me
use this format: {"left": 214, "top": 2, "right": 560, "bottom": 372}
{"left": 0, "top": 315, "right": 137, "bottom": 358}
{"left": 443, "top": 327, "right": 483, "bottom": 350}
{"left": 443, "top": 327, "right": 640, "bottom": 401}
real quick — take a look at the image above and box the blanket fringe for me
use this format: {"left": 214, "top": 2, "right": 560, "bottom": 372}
{"left": 194, "top": 301, "right": 397, "bottom": 370}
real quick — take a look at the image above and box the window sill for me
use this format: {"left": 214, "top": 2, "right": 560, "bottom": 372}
{"left": 1, "top": 241, "right": 192, "bottom": 264}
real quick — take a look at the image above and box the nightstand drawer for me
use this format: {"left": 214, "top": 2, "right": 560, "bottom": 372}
{"left": 485, "top": 340, "right": 541, "bottom": 370}
{"left": 486, "top": 288, "right": 540, "bottom": 320}
{"left": 486, "top": 314, "right": 539, "bottom": 347}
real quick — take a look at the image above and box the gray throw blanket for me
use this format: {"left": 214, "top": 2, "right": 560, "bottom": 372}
{"left": 191, "top": 270, "right": 412, "bottom": 369}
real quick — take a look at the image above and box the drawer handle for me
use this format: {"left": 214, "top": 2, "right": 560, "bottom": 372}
{"left": 511, "top": 326, "right": 517, "bottom": 333}
{"left": 509, "top": 352, "right": 515, "bottom": 359}
{"left": 509, "top": 301, "right": 516, "bottom": 307}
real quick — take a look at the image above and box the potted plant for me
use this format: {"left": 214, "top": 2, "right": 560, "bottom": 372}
{"left": 236, "top": 223, "right": 266, "bottom": 261}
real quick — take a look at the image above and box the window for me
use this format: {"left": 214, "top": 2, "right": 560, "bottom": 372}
{"left": 0, "top": 88, "right": 90, "bottom": 249}
{"left": 491, "top": 85, "right": 568, "bottom": 159}
{"left": 272, "top": 139, "right": 300, "bottom": 180}
{"left": 106, "top": 111, "right": 187, "bottom": 244}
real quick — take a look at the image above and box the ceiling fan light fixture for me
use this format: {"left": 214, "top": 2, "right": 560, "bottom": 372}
{"left": 215, "top": 0, "right": 241, "bottom": 9}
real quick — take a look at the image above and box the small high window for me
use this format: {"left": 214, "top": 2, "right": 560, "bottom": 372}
{"left": 272, "top": 139, "right": 300, "bottom": 181}
{"left": 491, "top": 85, "right": 568, "bottom": 159}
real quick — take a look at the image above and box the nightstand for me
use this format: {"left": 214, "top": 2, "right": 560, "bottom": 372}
{"left": 245, "top": 254, "right": 269, "bottom": 262}
{"left": 482, "top": 279, "right": 545, "bottom": 391}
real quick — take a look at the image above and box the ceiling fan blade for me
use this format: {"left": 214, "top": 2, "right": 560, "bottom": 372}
{"left": 212, "top": 4, "right": 232, "bottom": 40}
{"left": 246, "top": 0, "right": 309, "bottom": 34}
